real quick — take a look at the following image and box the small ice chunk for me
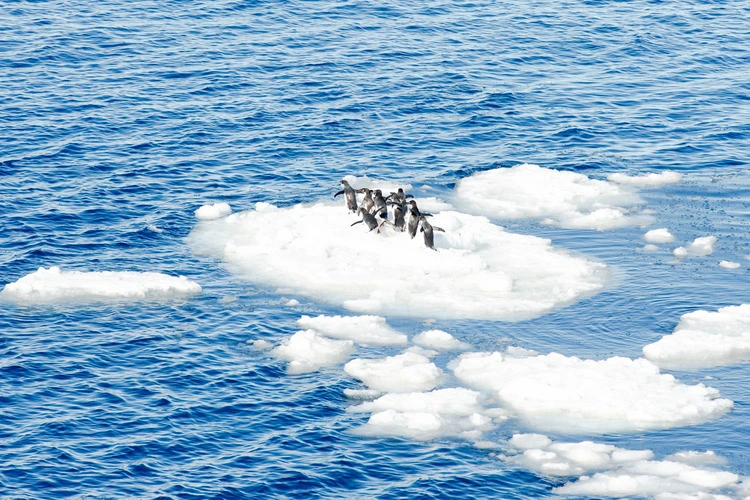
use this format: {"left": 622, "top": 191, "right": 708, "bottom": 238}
{"left": 643, "top": 304, "right": 750, "bottom": 369}
{"left": 271, "top": 330, "right": 354, "bottom": 374}
{"left": 673, "top": 247, "right": 688, "bottom": 258}
{"left": 297, "top": 315, "right": 407, "bottom": 346}
{"left": 641, "top": 244, "right": 660, "bottom": 253}
{"left": 348, "top": 388, "right": 483, "bottom": 416}
{"left": 505, "top": 346, "right": 538, "bottom": 358}
{"left": 453, "top": 351, "right": 732, "bottom": 434}
{"left": 413, "top": 329, "right": 469, "bottom": 350}
{"left": 719, "top": 261, "right": 740, "bottom": 269}
{"left": 195, "top": 202, "right": 232, "bottom": 220}
{"left": 403, "top": 346, "right": 439, "bottom": 358}
{"left": 644, "top": 228, "right": 675, "bottom": 244}
{"left": 220, "top": 295, "right": 238, "bottom": 304}
{"left": 344, "top": 352, "right": 443, "bottom": 393}
{"left": 249, "top": 339, "right": 273, "bottom": 350}
{"left": 0, "top": 266, "right": 202, "bottom": 304}
{"left": 688, "top": 236, "right": 717, "bottom": 256}
{"left": 607, "top": 171, "right": 682, "bottom": 188}
{"left": 285, "top": 298, "right": 300, "bottom": 306}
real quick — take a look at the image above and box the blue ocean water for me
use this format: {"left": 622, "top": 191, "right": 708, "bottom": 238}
{"left": 1, "top": 0, "right": 749, "bottom": 497}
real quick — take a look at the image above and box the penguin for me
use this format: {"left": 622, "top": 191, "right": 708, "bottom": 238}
{"left": 379, "top": 202, "right": 406, "bottom": 232}
{"left": 419, "top": 215, "right": 444, "bottom": 251}
{"left": 371, "top": 189, "right": 388, "bottom": 218}
{"left": 351, "top": 207, "right": 379, "bottom": 232}
{"left": 385, "top": 188, "right": 413, "bottom": 206}
{"left": 358, "top": 188, "right": 375, "bottom": 214}
{"left": 334, "top": 180, "right": 358, "bottom": 213}
{"left": 406, "top": 200, "right": 432, "bottom": 239}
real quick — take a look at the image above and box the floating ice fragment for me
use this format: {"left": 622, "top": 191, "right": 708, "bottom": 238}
{"left": 413, "top": 329, "right": 469, "bottom": 351}
{"left": 297, "top": 315, "right": 407, "bottom": 345}
{"left": 453, "top": 164, "right": 653, "bottom": 230}
{"left": 641, "top": 244, "right": 660, "bottom": 253}
{"left": 452, "top": 351, "right": 732, "bottom": 434}
{"left": 607, "top": 171, "right": 682, "bottom": 188}
{"left": 285, "top": 298, "right": 300, "bottom": 306}
{"left": 643, "top": 304, "right": 750, "bottom": 369}
{"left": 719, "top": 261, "right": 740, "bottom": 270}
{"left": 195, "top": 202, "right": 232, "bottom": 220}
{"left": 250, "top": 339, "right": 273, "bottom": 350}
{"left": 271, "top": 330, "right": 354, "bottom": 374}
{"left": 344, "top": 352, "right": 443, "bottom": 393}
{"left": 673, "top": 247, "right": 688, "bottom": 259}
{"left": 0, "top": 266, "right": 202, "bottom": 304}
{"left": 688, "top": 236, "right": 717, "bottom": 256}
{"left": 644, "top": 228, "right": 675, "bottom": 243}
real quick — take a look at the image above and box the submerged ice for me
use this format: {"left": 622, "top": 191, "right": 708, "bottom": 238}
{"left": 187, "top": 199, "right": 608, "bottom": 321}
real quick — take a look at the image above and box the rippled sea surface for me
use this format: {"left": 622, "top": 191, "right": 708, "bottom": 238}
{"left": 1, "top": 1, "right": 749, "bottom": 498}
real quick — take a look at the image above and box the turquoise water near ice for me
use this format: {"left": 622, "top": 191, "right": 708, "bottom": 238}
{"left": 1, "top": 1, "right": 749, "bottom": 497}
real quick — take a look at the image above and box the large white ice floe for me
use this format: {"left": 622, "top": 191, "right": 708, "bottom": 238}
{"left": 504, "top": 434, "right": 745, "bottom": 499}
{"left": 187, "top": 199, "right": 608, "bottom": 321}
{"left": 296, "top": 314, "right": 408, "bottom": 346}
{"left": 643, "top": 304, "right": 750, "bottom": 370}
{"left": 271, "top": 329, "right": 355, "bottom": 374}
{"left": 347, "top": 388, "right": 502, "bottom": 440}
{"left": 0, "top": 266, "right": 202, "bottom": 304}
{"left": 453, "top": 164, "right": 656, "bottom": 230}
{"left": 451, "top": 351, "right": 733, "bottom": 434}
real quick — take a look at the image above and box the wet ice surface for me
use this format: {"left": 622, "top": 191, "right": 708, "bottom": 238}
{"left": 0, "top": 266, "right": 202, "bottom": 303}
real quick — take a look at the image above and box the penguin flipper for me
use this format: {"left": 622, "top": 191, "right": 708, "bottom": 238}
{"left": 351, "top": 220, "right": 363, "bottom": 226}
{"left": 434, "top": 227, "right": 445, "bottom": 232}
{"left": 334, "top": 190, "right": 344, "bottom": 198}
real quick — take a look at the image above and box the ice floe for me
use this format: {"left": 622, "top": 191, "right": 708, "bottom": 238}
{"left": 0, "top": 266, "right": 202, "bottom": 304}
{"left": 451, "top": 351, "right": 733, "bottom": 434}
{"left": 195, "top": 202, "right": 232, "bottom": 220}
{"left": 607, "top": 171, "right": 682, "bottom": 188}
{"left": 412, "top": 329, "right": 469, "bottom": 351}
{"left": 503, "top": 434, "right": 745, "bottom": 499}
{"left": 673, "top": 247, "right": 688, "bottom": 259}
{"left": 645, "top": 228, "right": 675, "bottom": 244}
{"left": 719, "top": 261, "right": 740, "bottom": 270}
{"left": 344, "top": 352, "right": 443, "bottom": 393}
{"left": 643, "top": 304, "right": 750, "bottom": 370}
{"left": 297, "top": 315, "right": 407, "bottom": 346}
{"left": 453, "top": 163, "right": 654, "bottom": 230}
{"left": 271, "top": 329, "right": 355, "bottom": 374}
{"left": 187, "top": 199, "right": 608, "bottom": 321}
{"left": 688, "top": 236, "right": 717, "bottom": 256}
{"left": 348, "top": 388, "right": 498, "bottom": 440}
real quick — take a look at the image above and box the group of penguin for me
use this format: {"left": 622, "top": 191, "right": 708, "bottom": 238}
{"left": 334, "top": 179, "right": 444, "bottom": 251}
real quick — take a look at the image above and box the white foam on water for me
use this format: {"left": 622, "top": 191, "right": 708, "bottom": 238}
{"left": 451, "top": 351, "right": 732, "bottom": 434}
{"left": 344, "top": 352, "right": 443, "bottom": 393}
{"left": 187, "top": 199, "right": 608, "bottom": 321}
{"left": 413, "top": 329, "right": 470, "bottom": 351}
{"left": 504, "top": 434, "right": 744, "bottom": 499}
{"left": 453, "top": 164, "right": 654, "bottom": 230}
{"left": 688, "top": 236, "right": 717, "bottom": 256}
{"left": 608, "top": 171, "right": 683, "bottom": 188}
{"left": 643, "top": 304, "right": 750, "bottom": 370}
{"left": 271, "top": 330, "right": 355, "bottom": 374}
{"left": 719, "top": 261, "right": 740, "bottom": 270}
{"left": 645, "top": 228, "right": 675, "bottom": 244}
{"left": 249, "top": 339, "right": 273, "bottom": 351}
{"left": 195, "top": 202, "right": 232, "bottom": 220}
{"left": 296, "top": 315, "right": 408, "bottom": 346}
{"left": 0, "top": 266, "right": 202, "bottom": 304}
